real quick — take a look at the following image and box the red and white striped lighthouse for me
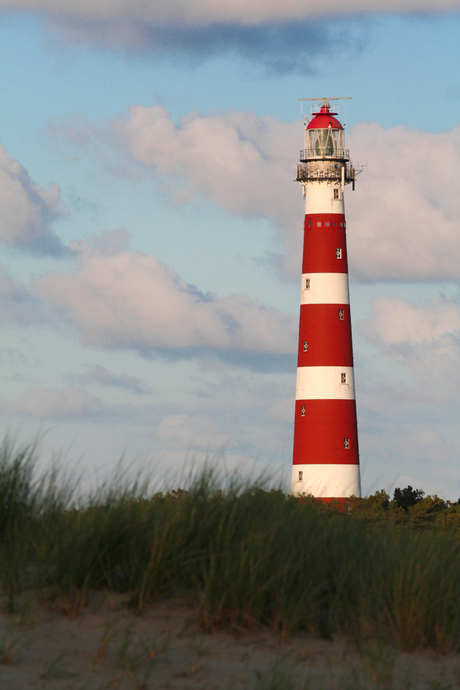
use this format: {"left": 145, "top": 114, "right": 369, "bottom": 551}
{"left": 292, "top": 97, "right": 361, "bottom": 499}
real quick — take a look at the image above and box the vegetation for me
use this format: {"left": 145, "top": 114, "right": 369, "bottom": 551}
{"left": 1, "top": 436, "right": 460, "bottom": 655}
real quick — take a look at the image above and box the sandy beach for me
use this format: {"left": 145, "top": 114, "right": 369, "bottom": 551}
{"left": 0, "top": 594, "right": 459, "bottom": 689}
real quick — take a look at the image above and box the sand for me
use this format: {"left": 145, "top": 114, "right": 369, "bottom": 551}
{"left": 0, "top": 594, "right": 459, "bottom": 689}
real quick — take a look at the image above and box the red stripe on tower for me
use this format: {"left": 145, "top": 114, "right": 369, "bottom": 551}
{"left": 292, "top": 97, "right": 361, "bottom": 500}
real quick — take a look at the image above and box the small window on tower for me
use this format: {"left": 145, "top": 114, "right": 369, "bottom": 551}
{"left": 341, "top": 373, "right": 347, "bottom": 384}
{"left": 338, "top": 309, "right": 344, "bottom": 320}
{"left": 333, "top": 222, "right": 337, "bottom": 227}
{"left": 301, "top": 405, "right": 306, "bottom": 417}
{"left": 308, "top": 220, "right": 312, "bottom": 228}
{"left": 303, "top": 341, "right": 308, "bottom": 353}
{"left": 344, "top": 438, "right": 350, "bottom": 450}
{"left": 317, "top": 221, "right": 322, "bottom": 227}
{"left": 336, "top": 248, "right": 342, "bottom": 259}
{"left": 340, "top": 222, "right": 344, "bottom": 227}
{"left": 325, "top": 221, "right": 330, "bottom": 227}
{"left": 334, "top": 189, "right": 339, "bottom": 199}
{"left": 298, "top": 471, "right": 303, "bottom": 481}
{"left": 305, "top": 278, "right": 310, "bottom": 289}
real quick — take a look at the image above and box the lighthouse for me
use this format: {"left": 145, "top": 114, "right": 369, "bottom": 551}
{"left": 292, "top": 97, "right": 361, "bottom": 499}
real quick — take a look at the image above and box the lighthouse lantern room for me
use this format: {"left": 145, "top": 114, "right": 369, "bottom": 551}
{"left": 292, "top": 97, "right": 361, "bottom": 500}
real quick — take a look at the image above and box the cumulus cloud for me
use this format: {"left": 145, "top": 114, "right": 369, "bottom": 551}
{"left": 3, "top": 0, "right": 457, "bottom": 24}
{"left": 48, "top": 106, "right": 460, "bottom": 282}
{"left": 2, "top": 1, "right": 453, "bottom": 70}
{"left": 113, "top": 106, "right": 299, "bottom": 219}
{"left": 358, "top": 294, "right": 460, "bottom": 393}
{"left": 105, "top": 107, "right": 460, "bottom": 282}
{"left": 34, "top": 238, "right": 297, "bottom": 361}
{"left": 50, "top": 107, "right": 460, "bottom": 283}
{"left": 346, "top": 123, "right": 460, "bottom": 282}
{"left": 68, "top": 364, "right": 152, "bottom": 394}
{"left": 156, "top": 414, "right": 229, "bottom": 451}
{"left": 0, "top": 144, "right": 70, "bottom": 256}
{"left": 110, "top": 104, "right": 302, "bottom": 274}
{"left": 351, "top": 293, "right": 460, "bottom": 497}
{"left": 52, "top": 18, "right": 368, "bottom": 74}
{"left": 0, "top": 264, "right": 42, "bottom": 325}
{"left": 0, "top": 385, "right": 101, "bottom": 419}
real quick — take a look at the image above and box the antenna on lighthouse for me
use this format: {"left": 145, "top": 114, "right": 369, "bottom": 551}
{"left": 299, "top": 97, "right": 351, "bottom": 122}
{"left": 298, "top": 97, "right": 352, "bottom": 102}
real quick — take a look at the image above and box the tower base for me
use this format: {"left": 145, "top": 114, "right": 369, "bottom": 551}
{"left": 292, "top": 463, "right": 361, "bottom": 498}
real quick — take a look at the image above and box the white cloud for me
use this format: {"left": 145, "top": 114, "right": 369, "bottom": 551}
{"left": 156, "top": 414, "right": 229, "bottom": 451}
{"left": 0, "top": 144, "right": 69, "bottom": 256}
{"left": 351, "top": 294, "right": 460, "bottom": 498}
{"left": 358, "top": 294, "right": 460, "bottom": 393}
{"left": 51, "top": 107, "right": 460, "bottom": 282}
{"left": 34, "top": 238, "right": 297, "bottom": 357}
{"left": 0, "top": 264, "right": 42, "bottom": 324}
{"left": 1, "top": 0, "right": 457, "bottom": 24}
{"left": 361, "top": 295, "right": 460, "bottom": 348}
{"left": 67, "top": 364, "right": 152, "bottom": 394}
{"left": 0, "top": 385, "right": 101, "bottom": 419}
{"left": 113, "top": 105, "right": 300, "bottom": 221}
{"left": 358, "top": 417, "right": 460, "bottom": 499}
{"left": 107, "top": 107, "right": 460, "bottom": 283}
{"left": 1, "top": 1, "right": 454, "bottom": 73}
{"left": 346, "top": 123, "right": 460, "bottom": 282}
{"left": 111, "top": 104, "right": 303, "bottom": 276}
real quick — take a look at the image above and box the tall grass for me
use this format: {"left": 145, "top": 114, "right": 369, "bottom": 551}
{"left": 1, "top": 437, "right": 460, "bottom": 653}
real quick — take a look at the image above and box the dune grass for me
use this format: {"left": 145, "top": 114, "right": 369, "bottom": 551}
{"left": 1, "top": 437, "right": 460, "bottom": 654}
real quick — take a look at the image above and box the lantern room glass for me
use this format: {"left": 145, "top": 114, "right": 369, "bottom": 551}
{"left": 307, "top": 128, "right": 343, "bottom": 156}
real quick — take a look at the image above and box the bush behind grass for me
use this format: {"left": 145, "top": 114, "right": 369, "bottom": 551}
{"left": 1, "top": 437, "right": 460, "bottom": 653}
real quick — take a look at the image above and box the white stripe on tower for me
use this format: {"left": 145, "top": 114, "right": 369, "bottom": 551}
{"left": 301, "top": 273, "right": 350, "bottom": 305}
{"left": 292, "top": 98, "right": 361, "bottom": 500}
{"left": 296, "top": 367, "right": 355, "bottom": 400}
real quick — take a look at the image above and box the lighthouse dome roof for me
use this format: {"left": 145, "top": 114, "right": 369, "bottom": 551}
{"left": 307, "top": 105, "right": 343, "bottom": 130}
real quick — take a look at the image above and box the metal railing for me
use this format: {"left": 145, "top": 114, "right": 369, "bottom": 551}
{"left": 296, "top": 163, "right": 356, "bottom": 183}
{"left": 299, "top": 148, "right": 350, "bottom": 161}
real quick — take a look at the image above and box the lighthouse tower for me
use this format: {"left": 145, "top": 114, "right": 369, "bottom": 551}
{"left": 292, "top": 97, "right": 361, "bottom": 499}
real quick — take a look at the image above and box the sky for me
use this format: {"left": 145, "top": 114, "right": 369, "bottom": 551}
{"left": 0, "top": 1, "right": 459, "bottom": 498}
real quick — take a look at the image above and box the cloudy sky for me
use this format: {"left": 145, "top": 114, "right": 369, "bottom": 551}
{"left": 0, "top": 1, "right": 459, "bottom": 497}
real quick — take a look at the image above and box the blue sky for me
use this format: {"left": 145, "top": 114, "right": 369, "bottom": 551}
{"left": 0, "top": 3, "right": 459, "bottom": 497}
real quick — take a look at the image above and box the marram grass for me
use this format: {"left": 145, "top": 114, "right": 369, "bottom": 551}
{"left": 1, "top": 437, "right": 460, "bottom": 653}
